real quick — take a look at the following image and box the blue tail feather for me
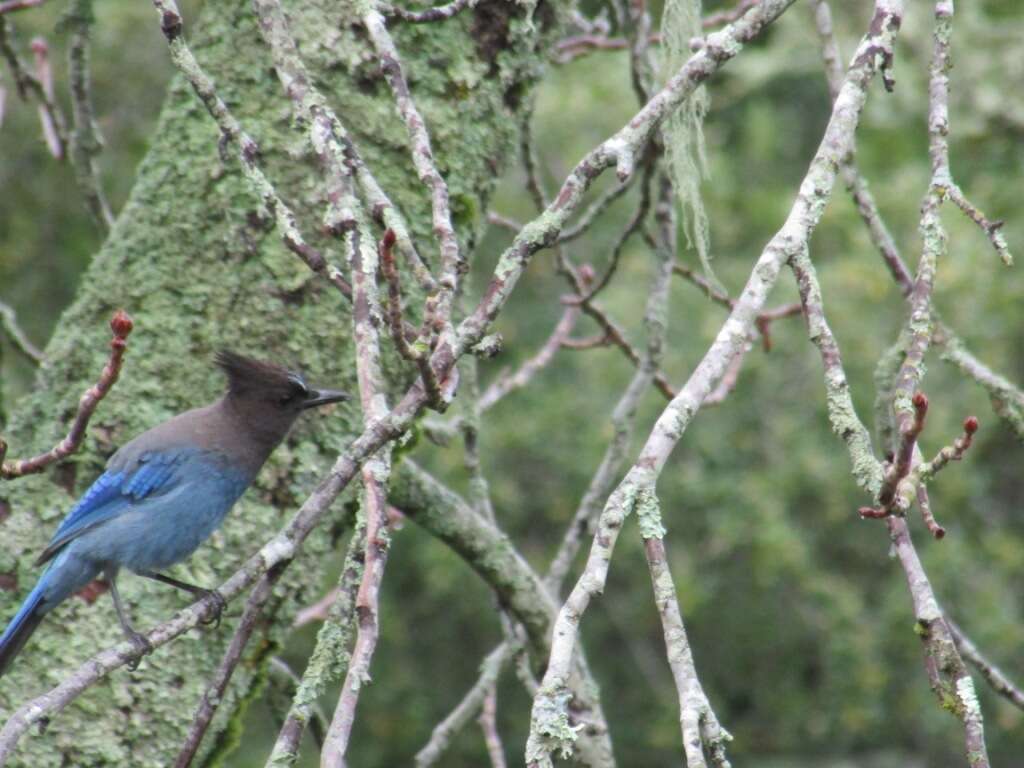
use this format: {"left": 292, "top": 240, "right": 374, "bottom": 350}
{"left": 0, "top": 574, "right": 48, "bottom": 678}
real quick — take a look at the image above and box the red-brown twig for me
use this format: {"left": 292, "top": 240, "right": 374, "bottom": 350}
{"left": 363, "top": 7, "right": 462, "bottom": 342}
{"left": 0, "top": 0, "right": 44, "bottom": 16}
{"left": 673, "top": 259, "right": 802, "bottom": 352}
{"left": 857, "top": 395, "right": 976, "bottom": 537}
{"left": 378, "top": 229, "right": 446, "bottom": 409}
{"left": 1, "top": 310, "right": 133, "bottom": 480}
{"left": 321, "top": 212, "right": 395, "bottom": 768}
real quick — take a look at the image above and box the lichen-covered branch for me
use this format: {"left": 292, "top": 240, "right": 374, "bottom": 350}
{"left": 642, "top": 498, "right": 731, "bottom": 768}
{"left": 526, "top": 3, "right": 904, "bottom": 763}
{"left": 789, "top": 248, "right": 883, "bottom": 495}
{"left": 362, "top": 5, "right": 461, "bottom": 331}
{"left": 321, "top": 200, "right": 396, "bottom": 768}
{"left": 450, "top": 0, "right": 799, "bottom": 367}
{"left": 887, "top": 514, "right": 989, "bottom": 767}
{"left": 812, "top": 0, "right": 1024, "bottom": 444}
{"left": 265, "top": 519, "right": 366, "bottom": 768}
{"left": 389, "top": 461, "right": 614, "bottom": 766}
{"left": 1, "top": 310, "right": 133, "bottom": 479}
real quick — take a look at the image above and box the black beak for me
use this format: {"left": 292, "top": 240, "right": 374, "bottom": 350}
{"left": 302, "top": 387, "right": 350, "bottom": 410}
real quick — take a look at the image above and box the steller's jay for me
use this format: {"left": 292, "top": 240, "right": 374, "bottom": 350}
{"left": 0, "top": 350, "right": 348, "bottom": 676}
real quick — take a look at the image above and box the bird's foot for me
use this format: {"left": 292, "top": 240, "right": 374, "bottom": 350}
{"left": 197, "top": 589, "right": 227, "bottom": 628}
{"left": 125, "top": 630, "right": 153, "bottom": 670}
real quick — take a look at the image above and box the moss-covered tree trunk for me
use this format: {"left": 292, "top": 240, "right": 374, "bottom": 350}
{"left": 0, "top": 1, "right": 556, "bottom": 764}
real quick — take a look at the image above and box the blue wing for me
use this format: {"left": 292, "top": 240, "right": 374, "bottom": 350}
{"left": 35, "top": 450, "right": 190, "bottom": 565}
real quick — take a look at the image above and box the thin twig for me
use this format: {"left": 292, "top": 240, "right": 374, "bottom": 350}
{"left": 702, "top": 0, "right": 760, "bottom": 29}
{"left": 0, "top": 299, "right": 43, "bottom": 364}
{"left": 378, "top": 229, "right": 445, "bottom": 407}
{"left": 0, "top": 19, "right": 68, "bottom": 157}
{"left": 2, "top": 310, "right": 133, "bottom": 479}
{"left": 415, "top": 643, "right": 517, "bottom": 767}
{"left": 478, "top": 684, "right": 507, "bottom": 768}
{"left": 362, "top": 7, "right": 462, "bottom": 336}
{"left": 321, "top": 193, "right": 395, "bottom": 768}
{"left": 386, "top": 0, "right": 474, "bottom": 25}
{"left": 527, "top": 3, "right": 903, "bottom": 763}
{"left": 292, "top": 585, "right": 338, "bottom": 628}
{"left": 948, "top": 619, "right": 1024, "bottom": 711}
{"left": 28, "top": 37, "right": 61, "bottom": 158}
{"left": 65, "top": 0, "right": 114, "bottom": 230}
{"left": 0, "top": 0, "right": 45, "bottom": 14}
{"left": 478, "top": 306, "right": 579, "bottom": 412}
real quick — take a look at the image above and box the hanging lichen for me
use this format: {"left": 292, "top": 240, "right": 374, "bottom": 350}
{"left": 660, "top": 0, "right": 716, "bottom": 286}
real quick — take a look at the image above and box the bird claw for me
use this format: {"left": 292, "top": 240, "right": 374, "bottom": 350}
{"left": 198, "top": 589, "right": 226, "bottom": 628}
{"left": 126, "top": 631, "right": 153, "bottom": 670}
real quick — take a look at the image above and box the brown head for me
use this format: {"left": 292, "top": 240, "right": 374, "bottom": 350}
{"left": 215, "top": 350, "right": 349, "bottom": 447}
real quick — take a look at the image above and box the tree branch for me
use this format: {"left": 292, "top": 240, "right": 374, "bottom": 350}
{"left": 526, "top": 2, "right": 904, "bottom": 763}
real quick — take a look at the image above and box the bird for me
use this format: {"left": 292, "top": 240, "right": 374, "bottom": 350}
{"left": 0, "top": 350, "right": 348, "bottom": 677}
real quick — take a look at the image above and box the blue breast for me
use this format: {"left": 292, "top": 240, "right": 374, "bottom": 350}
{"left": 41, "top": 447, "right": 252, "bottom": 573}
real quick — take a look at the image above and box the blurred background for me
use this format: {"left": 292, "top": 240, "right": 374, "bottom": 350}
{"left": 1, "top": 1, "right": 1022, "bottom": 766}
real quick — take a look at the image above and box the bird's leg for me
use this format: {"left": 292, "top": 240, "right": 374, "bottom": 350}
{"left": 106, "top": 571, "right": 153, "bottom": 669}
{"left": 138, "top": 571, "right": 227, "bottom": 628}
